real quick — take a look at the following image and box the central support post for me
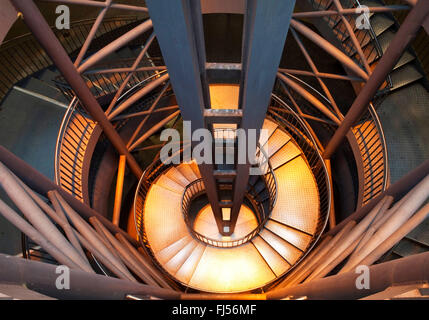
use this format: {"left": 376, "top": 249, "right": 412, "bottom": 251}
{"left": 146, "top": 0, "right": 225, "bottom": 233}
{"left": 229, "top": 0, "right": 295, "bottom": 235}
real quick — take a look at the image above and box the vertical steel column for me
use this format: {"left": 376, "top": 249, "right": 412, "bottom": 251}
{"left": 10, "top": 0, "right": 143, "bottom": 178}
{"left": 230, "top": 0, "right": 295, "bottom": 234}
{"left": 112, "top": 155, "right": 127, "bottom": 226}
{"left": 323, "top": 0, "right": 429, "bottom": 159}
{"left": 0, "top": 145, "right": 139, "bottom": 247}
{"left": 145, "top": 0, "right": 224, "bottom": 232}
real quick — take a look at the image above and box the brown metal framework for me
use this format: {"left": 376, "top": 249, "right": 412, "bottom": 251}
{"left": 0, "top": 0, "right": 428, "bottom": 298}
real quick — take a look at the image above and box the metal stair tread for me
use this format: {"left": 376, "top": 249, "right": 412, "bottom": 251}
{"left": 265, "top": 219, "right": 312, "bottom": 251}
{"left": 389, "top": 63, "right": 424, "bottom": 91}
{"left": 175, "top": 243, "right": 206, "bottom": 284}
{"left": 20, "top": 77, "right": 69, "bottom": 104}
{"left": 269, "top": 140, "right": 302, "bottom": 170}
{"left": 189, "top": 161, "right": 202, "bottom": 178}
{"left": 260, "top": 118, "right": 278, "bottom": 146}
{"left": 252, "top": 235, "right": 291, "bottom": 276}
{"left": 164, "top": 166, "right": 190, "bottom": 187}
{"left": 164, "top": 238, "right": 199, "bottom": 275}
{"left": 188, "top": 243, "right": 276, "bottom": 293}
{"left": 270, "top": 156, "right": 319, "bottom": 234}
{"left": 177, "top": 163, "right": 199, "bottom": 182}
{"left": 155, "top": 174, "right": 185, "bottom": 194}
{"left": 376, "top": 30, "right": 416, "bottom": 70}
{"left": 259, "top": 228, "right": 302, "bottom": 266}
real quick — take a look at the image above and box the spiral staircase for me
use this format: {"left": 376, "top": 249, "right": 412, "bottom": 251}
{"left": 0, "top": 0, "right": 429, "bottom": 300}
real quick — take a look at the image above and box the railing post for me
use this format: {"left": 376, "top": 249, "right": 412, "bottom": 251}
{"left": 10, "top": 0, "right": 143, "bottom": 178}
{"left": 323, "top": 0, "right": 429, "bottom": 159}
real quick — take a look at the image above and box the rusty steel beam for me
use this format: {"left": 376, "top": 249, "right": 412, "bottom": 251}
{"left": 39, "top": 0, "right": 149, "bottom": 13}
{"left": 0, "top": 145, "right": 139, "bottom": 247}
{"left": 277, "top": 72, "right": 341, "bottom": 125}
{"left": 77, "top": 19, "right": 153, "bottom": 74}
{"left": 11, "top": 0, "right": 143, "bottom": 178}
{"left": 0, "top": 253, "right": 179, "bottom": 300}
{"left": 323, "top": 0, "right": 429, "bottom": 159}
{"left": 105, "top": 32, "right": 156, "bottom": 116}
{"left": 278, "top": 68, "right": 364, "bottom": 82}
{"left": 267, "top": 251, "right": 429, "bottom": 300}
{"left": 325, "top": 158, "right": 429, "bottom": 238}
{"left": 290, "top": 19, "right": 369, "bottom": 81}
{"left": 112, "top": 155, "right": 126, "bottom": 226}
{"left": 292, "top": 5, "right": 410, "bottom": 19}
{"left": 74, "top": 0, "right": 112, "bottom": 67}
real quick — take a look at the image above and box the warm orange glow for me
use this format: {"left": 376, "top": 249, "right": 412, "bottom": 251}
{"left": 209, "top": 84, "right": 239, "bottom": 109}
{"left": 194, "top": 204, "right": 258, "bottom": 240}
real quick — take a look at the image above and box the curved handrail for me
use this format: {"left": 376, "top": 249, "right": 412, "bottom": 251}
{"left": 179, "top": 146, "right": 277, "bottom": 248}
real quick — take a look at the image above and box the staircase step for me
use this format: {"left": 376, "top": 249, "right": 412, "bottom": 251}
{"left": 377, "top": 30, "right": 416, "bottom": 70}
{"left": 389, "top": 64, "right": 424, "bottom": 91}
{"left": 164, "top": 238, "right": 199, "bottom": 275}
{"left": 259, "top": 229, "right": 302, "bottom": 266}
{"left": 0, "top": 87, "right": 65, "bottom": 181}
{"left": 271, "top": 156, "right": 319, "bottom": 235}
{"left": 155, "top": 175, "right": 185, "bottom": 194}
{"left": 189, "top": 161, "right": 202, "bottom": 179}
{"left": 116, "top": 46, "right": 136, "bottom": 59}
{"left": 20, "top": 77, "right": 69, "bottom": 105}
{"left": 391, "top": 237, "right": 428, "bottom": 258}
{"left": 157, "top": 235, "right": 193, "bottom": 264}
{"left": 177, "top": 163, "right": 199, "bottom": 182}
{"left": 36, "top": 68, "right": 61, "bottom": 84}
{"left": 366, "top": 14, "right": 395, "bottom": 36}
{"left": 260, "top": 119, "right": 278, "bottom": 146}
{"left": 164, "top": 166, "right": 190, "bottom": 187}
{"left": 195, "top": 205, "right": 258, "bottom": 240}
{"left": 406, "top": 219, "right": 429, "bottom": 247}
{"left": 144, "top": 184, "right": 188, "bottom": 253}
{"left": 252, "top": 236, "right": 290, "bottom": 276}
{"left": 189, "top": 243, "right": 275, "bottom": 292}
{"left": 265, "top": 219, "right": 312, "bottom": 251}
{"left": 264, "top": 128, "right": 291, "bottom": 158}
{"left": 269, "top": 140, "right": 301, "bottom": 170}
{"left": 251, "top": 179, "right": 266, "bottom": 196}
{"left": 175, "top": 243, "right": 206, "bottom": 284}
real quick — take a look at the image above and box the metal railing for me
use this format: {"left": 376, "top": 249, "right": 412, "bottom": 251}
{"left": 276, "top": 75, "right": 389, "bottom": 207}
{"left": 55, "top": 97, "right": 96, "bottom": 202}
{"left": 55, "top": 60, "right": 167, "bottom": 202}
{"left": 352, "top": 103, "right": 390, "bottom": 204}
{"left": 384, "top": 0, "right": 429, "bottom": 82}
{"left": 54, "top": 56, "right": 165, "bottom": 102}
{"left": 308, "top": 0, "right": 393, "bottom": 89}
{"left": 179, "top": 147, "right": 277, "bottom": 248}
{"left": 268, "top": 94, "right": 332, "bottom": 254}
{"left": 0, "top": 16, "right": 145, "bottom": 102}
